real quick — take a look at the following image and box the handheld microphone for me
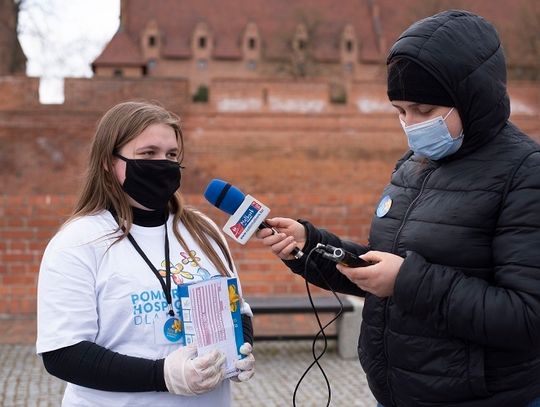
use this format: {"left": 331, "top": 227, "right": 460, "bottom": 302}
{"left": 204, "top": 179, "right": 304, "bottom": 259}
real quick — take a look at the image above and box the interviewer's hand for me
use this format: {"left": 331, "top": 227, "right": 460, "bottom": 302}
{"left": 336, "top": 251, "right": 404, "bottom": 298}
{"left": 255, "top": 217, "right": 306, "bottom": 260}
{"left": 231, "top": 342, "right": 255, "bottom": 382}
{"left": 164, "top": 344, "right": 226, "bottom": 396}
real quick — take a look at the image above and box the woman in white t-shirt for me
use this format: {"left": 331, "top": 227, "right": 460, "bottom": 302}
{"left": 36, "top": 101, "right": 255, "bottom": 407}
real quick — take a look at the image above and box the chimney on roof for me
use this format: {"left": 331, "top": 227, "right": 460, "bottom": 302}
{"left": 367, "top": 0, "right": 386, "bottom": 53}
{"left": 119, "top": 0, "right": 128, "bottom": 32}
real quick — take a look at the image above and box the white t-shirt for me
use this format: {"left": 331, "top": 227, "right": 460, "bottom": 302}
{"left": 37, "top": 210, "right": 251, "bottom": 407}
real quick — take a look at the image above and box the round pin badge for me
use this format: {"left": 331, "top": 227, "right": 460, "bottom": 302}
{"left": 163, "top": 317, "right": 183, "bottom": 342}
{"left": 376, "top": 195, "right": 392, "bottom": 218}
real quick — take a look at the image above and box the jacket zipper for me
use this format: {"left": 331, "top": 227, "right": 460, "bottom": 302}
{"left": 391, "top": 169, "right": 435, "bottom": 253}
{"left": 384, "top": 168, "right": 435, "bottom": 406}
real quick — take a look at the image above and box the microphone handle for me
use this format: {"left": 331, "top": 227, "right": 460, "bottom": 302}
{"left": 259, "top": 221, "right": 304, "bottom": 259}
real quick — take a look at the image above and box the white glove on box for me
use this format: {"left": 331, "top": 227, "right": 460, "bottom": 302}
{"left": 231, "top": 342, "right": 255, "bottom": 382}
{"left": 164, "top": 344, "right": 226, "bottom": 396}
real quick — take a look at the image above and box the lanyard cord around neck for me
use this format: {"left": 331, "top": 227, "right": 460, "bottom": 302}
{"left": 127, "top": 224, "right": 175, "bottom": 317}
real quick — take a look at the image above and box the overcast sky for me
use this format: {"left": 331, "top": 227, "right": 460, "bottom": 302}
{"left": 18, "top": 0, "right": 120, "bottom": 103}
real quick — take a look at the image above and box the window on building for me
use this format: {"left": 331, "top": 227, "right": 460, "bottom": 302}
{"left": 297, "top": 39, "right": 306, "bottom": 51}
{"left": 113, "top": 69, "right": 123, "bottom": 77}
{"left": 346, "top": 40, "right": 354, "bottom": 52}
{"left": 330, "top": 82, "right": 347, "bottom": 104}
{"left": 197, "top": 59, "right": 208, "bottom": 70}
{"left": 199, "top": 36, "right": 207, "bottom": 49}
{"left": 148, "top": 35, "right": 156, "bottom": 47}
{"left": 248, "top": 38, "right": 257, "bottom": 50}
{"left": 246, "top": 60, "right": 257, "bottom": 70}
{"left": 147, "top": 59, "right": 157, "bottom": 70}
{"left": 192, "top": 85, "right": 209, "bottom": 103}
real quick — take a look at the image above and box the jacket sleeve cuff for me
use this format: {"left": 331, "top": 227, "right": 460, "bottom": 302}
{"left": 282, "top": 219, "right": 320, "bottom": 273}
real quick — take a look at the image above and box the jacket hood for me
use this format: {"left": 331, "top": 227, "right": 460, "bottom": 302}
{"left": 387, "top": 10, "right": 510, "bottom": 157}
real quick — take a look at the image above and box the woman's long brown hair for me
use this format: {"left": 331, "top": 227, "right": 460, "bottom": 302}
{"left": 70, "top": 100, "right": 233, "bottom": 276}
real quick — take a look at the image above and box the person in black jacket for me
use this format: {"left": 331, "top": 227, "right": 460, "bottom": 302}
{"left": 256, "top": 10, "right": 540, "bottom": 407}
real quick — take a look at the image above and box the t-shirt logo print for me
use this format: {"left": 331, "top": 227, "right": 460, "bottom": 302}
{"left": 180, "top": 250, "right": 211, "bottom": 281}
{"left": 180, "top": 250, "right": 201, "bottom": 267}
{"left": 158, "top": 260, "right": 191, "bottom": 285}
{"left": 158, "top": 250, "right": 212, "bottom": 285}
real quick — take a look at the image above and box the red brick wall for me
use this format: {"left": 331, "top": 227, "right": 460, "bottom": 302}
{"left": 0, "top": 76, "right": 40, "bottom": 109}
{"left": 0, "top": 195, "right": 75, "bottom": 315}
{"left": 1, "top": 77, "right": 539, "bottom": 326}
{"left": 64, "top": 77, "right": 190, "bottom": 112}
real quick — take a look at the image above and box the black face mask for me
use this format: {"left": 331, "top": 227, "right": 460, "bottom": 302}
{"left": 115, "top": 154, "right": 181, "bottom": 210}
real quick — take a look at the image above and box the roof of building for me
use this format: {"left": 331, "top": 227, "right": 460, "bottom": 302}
{"left": 94, "top": 0, "right": 383, "bottom": 67}
{"left": 93, "top": 31, "right": 144, "bottom": 67}
{"left": 93, "top": 0, "right": 538, "bottom": 68}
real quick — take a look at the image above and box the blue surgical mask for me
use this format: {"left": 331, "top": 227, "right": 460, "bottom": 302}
{"left": 400, "top": 108, "right": 463, "bottom": 160}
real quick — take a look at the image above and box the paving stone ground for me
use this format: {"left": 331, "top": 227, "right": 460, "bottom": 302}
{"left": 0, "top": 326, "right": 376, "bottom": 407}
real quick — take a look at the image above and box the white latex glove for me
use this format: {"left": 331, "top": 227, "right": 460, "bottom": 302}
{"left": 231, "top": 342, "right": 255, "bottom": 382}
{"left": 164, "top": 344, "right": 226, "bottom": 395}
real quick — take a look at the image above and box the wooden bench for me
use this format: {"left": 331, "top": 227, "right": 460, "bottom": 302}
{"left": 246, "top": 295, "right": 363, "bottom": 357}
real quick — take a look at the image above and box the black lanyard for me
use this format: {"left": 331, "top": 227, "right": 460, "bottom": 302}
{"left": 127, "top": 224, "right": 175, "bottom": 317}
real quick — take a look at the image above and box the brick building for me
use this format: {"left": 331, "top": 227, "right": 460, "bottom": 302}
{"left": 92, "top": 0, "right": 387, "bottom": 97}
{"left": 92, "top": 0, "right": 539, "bottom": 99}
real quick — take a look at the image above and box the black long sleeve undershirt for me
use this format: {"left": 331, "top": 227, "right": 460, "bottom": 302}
{"left": 42, "top": 340, "right": 167, "bottom": 392}
{"left": 41, "top": 314, "right": 254, "bottom": 391}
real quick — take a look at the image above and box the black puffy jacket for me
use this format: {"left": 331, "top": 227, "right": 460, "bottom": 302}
{"left": 285, "top": 10, "right": 540, "bottom": 407}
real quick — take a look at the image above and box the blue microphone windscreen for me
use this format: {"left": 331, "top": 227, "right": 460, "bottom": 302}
{"left": 204, "top": 179, "right": 246, "bottom": 215}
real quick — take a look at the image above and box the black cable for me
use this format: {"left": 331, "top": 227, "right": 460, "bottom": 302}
{"left": 292, "top": 247, "right": 331, "bottom": 406}
{"left": 292, "top": 247, "right": 345, "bottom": 407}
